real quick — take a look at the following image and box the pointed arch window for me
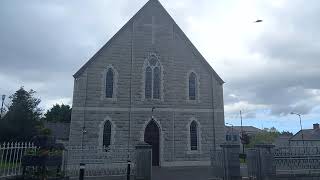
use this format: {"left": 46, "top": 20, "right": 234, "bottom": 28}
{"left": 189, "top": 72, "right": 197, "bottom": 100}
{"left": 190, "top": 121, "right": 198, "bottom": 151}
{"left": 106, "top": 68, "right": 114, "bottom": 98}
{"left": 103, "top": 120, "right": 112, "bottom": 149}
{"left": 145, "top": 55, "right": 161, "bottom": 99}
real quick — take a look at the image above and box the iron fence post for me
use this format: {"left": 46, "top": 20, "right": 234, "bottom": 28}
{"left": 79, "top": 163, "right": 85, "bottom": 180}
{"left": 127, "top": 160, "right": 131, "bottom": 180}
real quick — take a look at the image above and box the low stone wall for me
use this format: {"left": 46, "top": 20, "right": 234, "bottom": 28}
{"left": 276, "top": 173, "right": 320, "bottom": 180}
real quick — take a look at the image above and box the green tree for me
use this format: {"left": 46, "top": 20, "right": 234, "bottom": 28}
{"left": 246, "top": 127, "right": 280, "bottom": 148}
{"left": 43, "top": 104, "right": 71, "bottom": 123}
{"left": 0, "top": 87, "right": 42, "bottom": 142}
{"left": 280, "top": 131, "right": 293, "bottom": 136}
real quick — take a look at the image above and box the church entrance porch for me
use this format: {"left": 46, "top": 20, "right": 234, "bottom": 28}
{"left": 144, "top": 120, "right": 160, "bottom": 166}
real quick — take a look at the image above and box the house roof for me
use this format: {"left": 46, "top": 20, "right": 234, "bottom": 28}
{"left": 73, "top": 0, "right": 224, "bottom": 84}
{"left": 289, "top": 128, "right": 320, "bottom": 141}
{"left": 225, "top": 126, "right": 263, "bottom": 135}
{"left": 232, "top": 126, "right": 263, "bottom": 134}
{"left": 274, "top": 135, "right": 292, "bottom": 146}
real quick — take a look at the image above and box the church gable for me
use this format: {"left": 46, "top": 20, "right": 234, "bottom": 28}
{"left": 74, "top": 0, "right": 223, "bottom": 85}
{"left": 69, "top": 0, "right": 226, "bottom": 166}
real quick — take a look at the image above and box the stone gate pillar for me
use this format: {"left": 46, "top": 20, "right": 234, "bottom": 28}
{"left": 247, "top": 148, "right": 259, "bottom": 179}
{"left": 255, "top": 144, "right": 276, "bottom": 180}
{"left": 221, "top": 143, "right": 241, "bottom": 180}
{"left": 135, "top": 142, "right": 152, "bottom": 180}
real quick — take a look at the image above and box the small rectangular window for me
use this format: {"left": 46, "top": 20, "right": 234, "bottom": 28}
{"left": 233, "top": 135, "right": 237, "bottom": 141}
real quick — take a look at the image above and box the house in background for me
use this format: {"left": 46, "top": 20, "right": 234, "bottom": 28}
{"left": 44, "top": 121, "right": 70, "bottom": 146}
{"left": 225, "top": 126, "right": 263, "bottom": 142}
{"left": 233, "top": 126, "right": 263, "bottom": 136}
{"left": 274, "top": 135, "right": 292, "bottom": 147}
{"left": 225, "top": 125, "right": 263, "bottom": 150}
{"left": 225, "top": 126, "right": 239, "bottom": 143}
{"left": 289, "top": 123, "right": 320, "bottom": 146}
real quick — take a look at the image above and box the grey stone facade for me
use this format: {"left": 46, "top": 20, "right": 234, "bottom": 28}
{"left": 69, "top": 0, "right": 225, "bottom": 167}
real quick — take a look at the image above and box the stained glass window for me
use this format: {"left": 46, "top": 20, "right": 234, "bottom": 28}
{"left": 145, "top": 55, "right": 161, "bottom": 99}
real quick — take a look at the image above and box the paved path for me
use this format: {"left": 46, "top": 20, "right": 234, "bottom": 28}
{"left": 81, "top": 166, "right": 212, "bottom": 180}
{"left": 152, "top": 166, "right": 211, "bottom": 180}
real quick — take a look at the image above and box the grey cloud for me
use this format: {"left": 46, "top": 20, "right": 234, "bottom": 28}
{"left": 0, "top": 0, "right": 141, "bottom": 107}
{"left": 224, "top": 0, "right": 320, "bottom": 117}
{"left": 1, "top": 0, "right": 319, "bottom": 120}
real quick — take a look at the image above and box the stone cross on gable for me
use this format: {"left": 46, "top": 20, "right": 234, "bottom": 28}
{"left": 143, "top": 16, "right": 166, "bottom": 44}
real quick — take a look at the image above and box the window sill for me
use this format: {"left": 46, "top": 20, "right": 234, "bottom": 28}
{"left": 100, "top": 145, "right": 113, "bottom": 153}
{"left": 142, "top": 98, "right": 164, "bottom": 102}
{"left": 186, "top": 99, "right": 199, "bottom": 104}
{"left": 187, "top": 150, "right": 201, "bottom": 155}
{"left": 101, "top": 97, "right": 117, "bottom": 102}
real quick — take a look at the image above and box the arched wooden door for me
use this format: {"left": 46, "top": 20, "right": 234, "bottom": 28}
{"left": 144, "top": 120, "right": 160, "bottom": 166}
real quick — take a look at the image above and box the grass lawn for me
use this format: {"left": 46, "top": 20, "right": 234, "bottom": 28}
{"left": 0, "top": 162, "right": 20, "bottom": 170}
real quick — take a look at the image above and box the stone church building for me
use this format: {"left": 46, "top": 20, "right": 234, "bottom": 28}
{"left": 69, "top": 0, "right": 225, "bottom": 167}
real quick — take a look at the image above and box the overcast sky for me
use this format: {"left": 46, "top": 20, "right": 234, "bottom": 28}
{"left": 1, "top": 0, "right": 319, "bottom": 133}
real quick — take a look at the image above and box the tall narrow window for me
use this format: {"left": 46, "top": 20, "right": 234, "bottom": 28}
{"left": 153, "top": 67, "right": 160, "bottom": 99}
{"left": 189, "top": 72, "right": 196, "bottom": 100}
{"left": 145, "top": 67, "right": 152, "bottom": 99}
{"left": 144, "top": 55, "right": 161, "bottom": 99}
{"left": 103, "top": 120, "right": 112, "bottom": 149}
{"left": 190, "top": 121, "right": 198, "bottom": 151}
{"left": 106, "top": 68, "right": 114, "bottom": 98}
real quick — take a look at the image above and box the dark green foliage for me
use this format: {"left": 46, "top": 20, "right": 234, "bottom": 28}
{"left": 240, "top": 133, "right": 250, "bottom": 145}
{"left": 245, "top": 127, "right": 293, "bottom": 148}
{"left": 43, "top": 104, "right": 71, "bottom": 123}
{"left": 0, "top": 87, "right": 42, "bottom": 142}
{"left": 280, "top": 131, "right": 294, "bottom": 136}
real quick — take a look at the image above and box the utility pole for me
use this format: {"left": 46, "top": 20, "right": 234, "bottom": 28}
{"left": 240, "top": 110, "right": 245, "bottom": 154}
{"left": 240, "top": 110, "right": 243, "bottom": 133}
{"left": 1, "top": 95, "right": 5, "bottom": 119}
{"left": 291, "top": 112, "right": 304, "bottom": 145}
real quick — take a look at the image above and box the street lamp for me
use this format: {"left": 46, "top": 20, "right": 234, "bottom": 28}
{"left": 290, "top": 112, "right": 304, "bottom": 145}
{"left": 1, "top": 95, "right": 5, "bottom": 119}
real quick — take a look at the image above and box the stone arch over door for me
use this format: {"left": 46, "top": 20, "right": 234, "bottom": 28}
{"left": 144, "top": 120, "right": 160, "bottom": 166}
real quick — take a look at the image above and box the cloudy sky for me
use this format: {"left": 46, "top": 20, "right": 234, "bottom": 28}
{"left": 1, "top": 0, "right": 319, "bottom": 133}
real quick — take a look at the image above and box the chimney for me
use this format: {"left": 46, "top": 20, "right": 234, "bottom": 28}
{"left": 313, "top": 123, "right": 319, "bottom": 130}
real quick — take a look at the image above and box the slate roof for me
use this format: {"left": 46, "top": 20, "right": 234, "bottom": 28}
{"left": 274, "top": 135, "right": 292, "bottom": 147}
{"left": 44, "top": 122, "right": 70, "bottom": 140}
{"left": 232, "top": 126, "right": 263, "bottom": 135}
{"left": 225, "top": 126, "right": 263, "bottom": 136}
{"left": 73, "top": 0, "right": 224, "bottom": 85}
{"left": 289, "top": 128, "right": 320, "bottom": 141}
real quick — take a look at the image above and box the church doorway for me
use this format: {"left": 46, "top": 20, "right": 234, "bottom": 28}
{"left": 144, "top": 120, "right": 160, "bottom": 166}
